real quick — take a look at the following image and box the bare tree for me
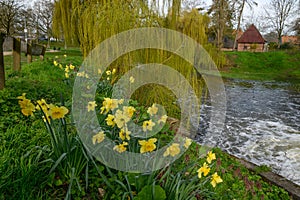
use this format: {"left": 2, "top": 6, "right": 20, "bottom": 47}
{"left": 33, "top": 0, "right": 54, "bottom": 47}
{"left": 0, "top": 0, "right": 23, "bottom": 36}
{"left": 232, "top": 0, "right": 257, "bottom": 50}
{"left": 265, "top": 0, "right": 299, "bottom": 48}
{"left": 182, "top": 0, "right": 206, "bottom": 11}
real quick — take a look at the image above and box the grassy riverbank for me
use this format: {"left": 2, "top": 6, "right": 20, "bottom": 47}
{"left": 222, "top": 50, "right": 300, "bottom": 84}
{"left": 0, "top": 49, "right": 293, "bottom": 199}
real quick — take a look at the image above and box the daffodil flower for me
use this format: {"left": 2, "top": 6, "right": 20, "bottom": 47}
{"left": 184, "top": 137, "right": 192, "bottom": 148}
{"left": 197, "top": 162, "right": 210, "bottom": 178}
{"left": 48, "top": 105, "right": 68, "bottom": 119}
{"left": 69, "top": 64, "right": 75, "bottom": 70}
{"left": 147, "top": 103, "right": 158, "bottom": 116}
{"left": 100, "top": 98, "right": 120, "bottom": 114}
{"left": 87, "top": 101, "right": 97, "bottom": 112}
{"left": 206, "top": 151, "right": 216, "bottom": 164}
{"left": 114, "top": 109, "right": 131, "bottom": 128}
{"left": 142, "top": 120, "right": 155, "bottom": 132}
{"left": 113, "top": 142, "right": 128, "bottom": 153}
{"left": 129, "top": 76, "right": 135, "bottom": 83}
{"left": 92, "top": 131, "right": 105, "bottom": 144}
{"left": 138, "top": 138, "right": 157, "bottom": 153}
{"left": 211, "top": 172, "right": 223, "bottom": 187}
{"left": 158, "top": 115, "right": 168, "bottom": 124}
{"left": 19, "top": 99, "right": 36, "bottom": 116}
{"left": 123, "top": 106, "right": 136, "bottom": 118}
{"left": 163, "top": 143, "right": 180, "bottom": 157}
{"left": 119, "top": 128, "right": 131, "bottom": 140}
{"left": 105, "top": 114, "right": 115, "bottom": 127}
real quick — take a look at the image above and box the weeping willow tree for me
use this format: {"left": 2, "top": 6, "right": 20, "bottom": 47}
{"left": 53, "top": 0, "right": 223, "bottom": 117}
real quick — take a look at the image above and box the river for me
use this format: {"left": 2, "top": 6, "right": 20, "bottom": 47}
{"left": 197, "top": 79, "right": 300, "bottom": 186}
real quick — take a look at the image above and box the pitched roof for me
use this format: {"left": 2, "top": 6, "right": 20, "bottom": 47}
{"left": 237, "top": 24, "right": 266, "bottom": 43}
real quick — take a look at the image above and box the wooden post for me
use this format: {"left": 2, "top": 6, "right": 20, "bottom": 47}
{"left": 27, "top": 43, "right": 32, "bottom": 63}
{"left": 0, "top": 33, "right": 5, "bottom": 90}
{"left": 40, "top": 45, "right": 46, "bottom": 61}
{"left": 13, "top": 37, "right": 21, "bottom": 71}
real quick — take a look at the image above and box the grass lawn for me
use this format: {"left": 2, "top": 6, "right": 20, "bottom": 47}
{"left": 0, "top": 48, "right": 293, "bottom": 199}
{"left": 222, "top": 50, "right": 300, "bottom": 84}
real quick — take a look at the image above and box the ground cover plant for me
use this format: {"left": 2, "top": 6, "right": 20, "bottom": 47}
{"left": 0, "top": 49, "right": 292, "bottom": 199}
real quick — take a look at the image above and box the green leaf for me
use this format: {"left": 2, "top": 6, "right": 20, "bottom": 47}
{"left": 134, "top": 185, "right": 166, "bottom": 200}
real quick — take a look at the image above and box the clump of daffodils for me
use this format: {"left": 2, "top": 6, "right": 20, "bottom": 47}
{"left": 197, "top": 151, "right": 223, "bottom": 188}
{"left": 52, "top": 57, "right": 78, "bottom": 79}
{"left": 89, "top": 97, "right": 173, "bottom": 154}
{"left": 17, "top": 93, "right": 69, "bottom": 121}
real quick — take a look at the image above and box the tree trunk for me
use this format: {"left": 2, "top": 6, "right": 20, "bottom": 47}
{"left": 233, "top": 0, "right": 246, "bottom": 51}
{"left": 278, "top": 33, "right": 282, "bottom": 48}
{"left": 0, "top": 33, "right": 5, "bottom": 90}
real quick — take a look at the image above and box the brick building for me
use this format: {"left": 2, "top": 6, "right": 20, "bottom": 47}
{"left": 237, "top": 24, "right": 267, "bottom": 52}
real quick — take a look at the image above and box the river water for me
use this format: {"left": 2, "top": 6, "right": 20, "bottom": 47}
{"left": 197, "top": 79, "right": 300, "bottom": 185}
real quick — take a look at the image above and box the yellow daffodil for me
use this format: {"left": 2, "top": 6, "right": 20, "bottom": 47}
{"left": 158, "top": 115, "right": 168, "bottom": 124}
{"left": 112, "top": 68, "right": 116, "bottom": 74}
{"left": 85, "top": 73, "right": 89, "bottom": 78}
{"left": 197, "top": 162, "right": 210, "bottom": 178}
{"left": 48, "top": 105, "right": 68, "bottom": 119}
{"left": 163, "top": 143, "right": 180, "bottom": 157}
{"left": 147, "top": 104, "right": 158, "bottom": 116}
{"left": 69, "top": 64, "right": 75, "bottom": 70}
{"left": 138, "top": 138, "right": 157, "bottom": 153}
{"left": 63, "top": 54, "right": 67, "bottom": 58}
{"left": 17, "top": 93, "right": 27, "bottom": 100}
{"left": 92, "top": 131, "right": 105, "bottom": 144}
{"left": 77, "top": 71, "right": 85, "bottom": 77}
{"left": 119, "top": 128, "right": 131, "bottom": 140}
{"left": 105, "top": 114, "right": 115, "bottom": 127}
{"left": 106, "top": 70, "right": 111, "bottom": 75}
{"left": 113, "top": 142, "right": 128, "bottom": 153}
{"left": 107, "top": 77, "right": 110, "bottom": 81}
{"left": 65, "top": 65, "right": 70, "bottom": 73}
{"left": 53, "top": 60, "right": 58, "bottom": 66}
{"left": 87, "top": 101, "right": 97, "bottom": 112}
{"left": 184, "top": 137, "right": 192, "bottom": 148}
{"left": 129, "top": 76, "right": 135, "bottom": 83}
{"left": 211, "top": 172, "right": 223, "bottom": 187}
{"left": 142, "top": 120, "right": 155, "bottom": 132}
{"left": 206, "top": 151, "right": 216, "bottom": 164}
{"left": 58, "top": 64, "right": 63, "bottom": 69}
{"left": 36, "top": 99, "right": 48, "bottom": 112}
{"left": 114, "top": 109, "right": 131, "bottom": 128}
{"left": 100, "top": 98, "right": 120, "bottom": 114}
{"left": 65, "top": 73, "right": 69, "bottom": 78}
{"left": 19, "top": 99, "right": 35, "bottom": 116}
{"left": 123, "top": 106, "right": 136, "bottom": 118}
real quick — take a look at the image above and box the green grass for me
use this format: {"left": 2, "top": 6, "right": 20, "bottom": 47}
{"left": 222, "top": 50, "right": 300, "bottom": 83}
{"left": 0, "top": 49, "right": 293, "bottom": 199}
